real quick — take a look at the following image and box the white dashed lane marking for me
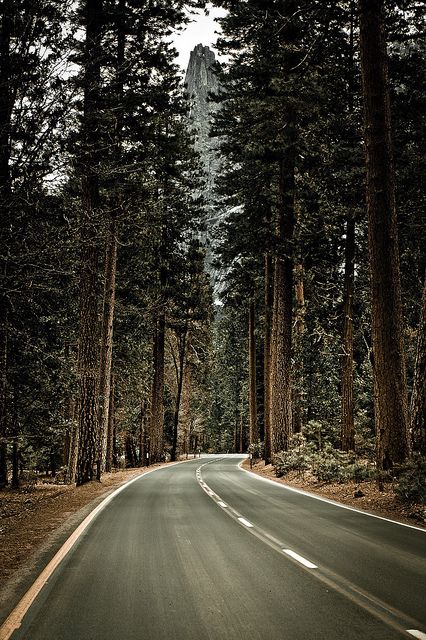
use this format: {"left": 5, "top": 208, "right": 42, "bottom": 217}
{"left": 237, "top": 517, "right": 254, "bottom": 528}
{"left": 196, "top": 459, "right": 425, "bottom": 639}
{"left": 283, "top": 548, "right": 318, "bottom": 569}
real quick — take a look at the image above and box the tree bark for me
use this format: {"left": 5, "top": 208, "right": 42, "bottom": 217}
{"left": 105, "top": 372, "right": 115, "bottom": 472}
{"left": 340, "top": 217, "right": 356, "bottom": 451}
{"left": 410, "top": 278, "right": 426, "bottom": 454}
{"left": 293, "top": 262, "right": 305, "bottom": 434}
{"left": 263, "top": 251, "right": 273, "bottom": 464}
{"left": 359, "top": 0, "right": 410, "bottom": 469}
{"left": 139, "top": 398, "right": 148, "bottom": 466}
{"left": 248, "top": 299, "right": 258, "bottom": 447}
{"left": 271, "top": 150, "right": 296, "bottom": 454}
{"left": 96, "top": 0, "right": 124, "bottom": 479}
{"left": 66, "top": 400, "right": 79, "bottom": 484}
{"left": 171, "top": 326, "right": 188, "bottom": 462}
{"left": 76, "top": 0, "right": 103, "bottom": 486}
{"left": 96, "top": 217, "right": 117, "bottom": 479}
{"left": 149, "top": 313, "right": 165, "bottom": 463}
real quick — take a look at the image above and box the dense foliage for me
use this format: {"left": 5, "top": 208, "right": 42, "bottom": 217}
{"left": 208, "top": 0, "right": 425, "bottom": 496}
{"left": 0, "top": 1, "right": 424, "bottom": 501}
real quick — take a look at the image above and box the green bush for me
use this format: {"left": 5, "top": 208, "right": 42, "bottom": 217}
{"left": 346, "top": 460, "right": 375, "bottom": 483}
{"left": 394, "top": 456, "right": 426, "bottom": 505}
{"left": 273, "top": 434, "right": 315, "bottom": 478}
{"left": 249, "top": 441, "right": 264, "bottom": 460}
{"left": 273, "top": 438, "right": 376, "bottom": 484}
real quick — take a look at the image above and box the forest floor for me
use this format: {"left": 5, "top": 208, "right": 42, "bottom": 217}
{"left": 242, "top": 459, "right": 425, "bottom": 529}
{"left": 0, "top": 463, "right": 171, "bottom": 620}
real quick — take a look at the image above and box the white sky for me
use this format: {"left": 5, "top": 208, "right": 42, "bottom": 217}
{"left": 171, "top": 4, "right": 227, "bottom": 72}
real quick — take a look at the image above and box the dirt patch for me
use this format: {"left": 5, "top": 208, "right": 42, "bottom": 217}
{"left": 0, "top": 463, "right": 169, "bottom": 622}
{"left": 243, "top": 459, "right": 425, "bottom": 528}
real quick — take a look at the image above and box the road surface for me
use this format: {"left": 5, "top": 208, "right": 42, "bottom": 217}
{"left": 2, "top": 455, "right": 425, "bottom": 639}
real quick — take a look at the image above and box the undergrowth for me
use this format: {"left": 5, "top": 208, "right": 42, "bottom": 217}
{"left": 273, "top": 434, "right": 426, "bottom": 507}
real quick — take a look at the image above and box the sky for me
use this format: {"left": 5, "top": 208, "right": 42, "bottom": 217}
{"left": 171, "top": 4, "right": 227, "bottom": 72}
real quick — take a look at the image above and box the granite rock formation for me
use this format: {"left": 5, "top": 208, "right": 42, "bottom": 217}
{"left": 184, "top": 44, "right": 221, "bottom": 286}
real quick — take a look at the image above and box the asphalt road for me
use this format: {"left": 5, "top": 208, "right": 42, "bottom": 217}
{"left": 4, "top": 456, "right": 426, "bottom": 640}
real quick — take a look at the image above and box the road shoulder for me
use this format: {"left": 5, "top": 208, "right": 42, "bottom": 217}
{"left": 241, "top": 459, "right": 425, "bottom": 530}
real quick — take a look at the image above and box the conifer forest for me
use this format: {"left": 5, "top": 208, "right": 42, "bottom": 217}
{"left": 0, "top": 0, "right": 425, "bottom": 507}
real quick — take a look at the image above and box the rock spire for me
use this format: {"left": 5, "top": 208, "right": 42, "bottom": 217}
{"left": 185, "top": 44, "right": 221, "bottom": 284}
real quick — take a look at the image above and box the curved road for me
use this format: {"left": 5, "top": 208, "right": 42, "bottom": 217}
{"left": 2, "top": 456, "right": 425, "bottom": 640}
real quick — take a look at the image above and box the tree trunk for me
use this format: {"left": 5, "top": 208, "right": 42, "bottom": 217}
{"left": 410, "top": 278, "right": 426, "bottom": 454}
{"left": 359, "top": 0, "right": 410, "bottom": 469}
{"left": 76, "top": 0, "right": 103, "bottom": 486}
{"left": 271, "top": 150, "right": 296, "bottom": 454}
{"left": 149, "top": 313, "right": 165, "bottom": 463}
{"left": 340, "top": 216, "right": 356, "bottom": 451}
{"left": 171, "top": 326, "right": 188, "bottom": 462}
{"left": 293, "top": 262, "right": 305, "bottom": 434}
{"left": 11, "top": 436, "right": 18, "bottom": 488}
{"left": 96, "top": 0, "right": 124, "bottom": 479}
{"left": 105, "top": 372, "right": 115, "bottom": 472}
{"left": 125, "top": 433, "right": 137, "bottom": 468}
{"left": 180, "top": 335, "right": 192, "bottom": 458}
{"left": 11, "top": 393, "right": 18, "bottom": 488}
{"left": 96, "top": 217, "right": 117, "bottom": 479}
{"left": 239, "top": 401, "right": 244, "bottom": 454}
{"left": 66, "top": 401, "right": 79, "bottom": 484}
{"left": 264, "top": 250, "right": 273, "bottom": 464}
{"left": 248, "top": 299, "right": 258, "bottom": 447}
{"left": 139, "top": 398, "right": 148, "bottom": 466}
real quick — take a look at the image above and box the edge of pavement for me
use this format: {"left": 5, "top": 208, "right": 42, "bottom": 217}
{"left": 0, "top": 458, "right": 196, "bottom": 639}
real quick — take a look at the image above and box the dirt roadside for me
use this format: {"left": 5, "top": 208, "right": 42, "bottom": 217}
{"left": 242, "top": 459, "right": 425, "bottom": 529}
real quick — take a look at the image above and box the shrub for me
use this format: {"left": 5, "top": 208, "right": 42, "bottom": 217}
{"left": 394, "top": 456, "right": 426, "bottom": 505}
{"left": 273, "top": 434, "right": 315, "bottom": 478}
{"left": 273, "top": 436, "right": 377, "bottom": 484}
{"left": 312, "top": 448, "right": 349, "bottom": 483}
{"left": 249, "top": 441, "right": 264, "bottom": 460}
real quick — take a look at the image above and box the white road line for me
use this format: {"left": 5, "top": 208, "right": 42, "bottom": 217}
{"left": 407, "top": 631, "right": 426, "bottom": 639}
{"left": 238, "top": 517, "right": 254, "bottom": 528}
{"left": 283, "top": 548, "right": 318, "bottom": 569}
{"left": 238, "top": 461, "right": 426, "bottom": 533}
{"left": 218, "top": 501, "right": 227, "bottom": 508}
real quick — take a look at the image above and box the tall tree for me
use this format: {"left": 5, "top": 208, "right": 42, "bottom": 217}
{"left": 358, "top": 0, "right": 410, "bottom": 470}
{"left": 271, "top": 144, "right": 297, "bottom": 454}
{"left": 75, "top": 0, "right": 103, "bottom": 485}
{"left": 410, "top": 278, "right": 426, "bottom": 455}
{"left": 248, "top": 298, "right": 258, "bottom": 446}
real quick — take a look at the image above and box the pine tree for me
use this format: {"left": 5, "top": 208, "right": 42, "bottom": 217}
{"left": 358, "top": 0, "right": 410, "bottom": 470}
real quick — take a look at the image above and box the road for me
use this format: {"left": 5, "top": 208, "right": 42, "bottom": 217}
{"left": 2, "top": 455, "right": 425, "bottom": 640}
